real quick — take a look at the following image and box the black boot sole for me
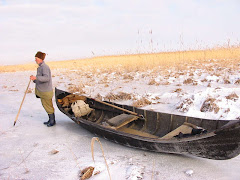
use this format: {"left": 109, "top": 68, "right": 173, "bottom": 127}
{"left": 47, "top": 123, "right": 56, "bottom": 127}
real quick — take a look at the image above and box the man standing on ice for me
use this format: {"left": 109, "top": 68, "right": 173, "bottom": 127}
{"left": 30, "top": 51, "right": 56, "bottom": 127}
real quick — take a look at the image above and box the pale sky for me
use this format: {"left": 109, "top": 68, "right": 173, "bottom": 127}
{"left": 0, "top": 0, "right": 240, "bottom": 65}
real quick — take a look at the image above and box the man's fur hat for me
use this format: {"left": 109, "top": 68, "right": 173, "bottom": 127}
{"left": 35, "top": 51, "right": 46, "bottom": 60}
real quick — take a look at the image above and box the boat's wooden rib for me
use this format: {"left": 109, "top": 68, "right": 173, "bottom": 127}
{"left": 55, "top": 88, "right": 240, "bottom": 160}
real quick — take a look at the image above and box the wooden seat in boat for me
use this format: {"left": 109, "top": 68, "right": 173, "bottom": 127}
{"left": 160, "top": 122, "right": 198, "bottom": 140}
{"left": 107, "top": 114, "right": 139, "bottom": 130}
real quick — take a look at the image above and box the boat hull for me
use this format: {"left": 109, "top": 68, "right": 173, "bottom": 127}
{"left": 55, "top": 88, "right": 240, "bottom": 160}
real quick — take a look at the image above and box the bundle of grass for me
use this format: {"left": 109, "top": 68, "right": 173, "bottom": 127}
{"left": 183, "top": 78, "right": 198, "bottom": 85}
{"left": 148, "top": 79, "right": 160, "bottom": 86}
{"left": 117, "top": 92, "right": 132, "bottom": 100}
{"left": 105, "top": 92, "right": 133, "bottom": 101}
{"left": 105, "top": 93, "right": 117, "bottom": 101}
{"left": 95, "top": 93, "right": 103, "bottom": 101}
{"left": 177, "top": 98, "right": 193, "bottom": 112}
{"left": 68, "top": 84, "right": 86, "bottom": 94}
{"left": 79, "top": 166, "right": 95, "bottom": 180}
{"left": 223, "top": 79, "right": 231, "bottom": 84}
{"left": 234, "top": 79, "right": 240, "bottom": 84}
{"left": 200, "top": 98, "right": 220, "bottom": 113}
{"left": 173, "top": 88, "right": 182, "bottom": 93}
{"left": 183, "top": 78, "right": 194, "bottom": 84}
{"left": 76, "top": 137, "right": 112, "bottom": 180}
{"left": 226, "top": 92, "right": 239, "bottom": 102}
{"left": 159, "top": 81, "right": 170, "bottom": 85}
{"left": 123, "top": 74, "right": 134, "bottom": 80}
{"left": 132, "top": 97, "right": 152, "bottom": 107}
{"left": 201, "top": 78, "right": 208, "bottom": 83}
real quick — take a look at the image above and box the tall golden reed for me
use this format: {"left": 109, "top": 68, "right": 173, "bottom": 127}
{"left": 0, "top": 46, "right": 239, "bottom": 73}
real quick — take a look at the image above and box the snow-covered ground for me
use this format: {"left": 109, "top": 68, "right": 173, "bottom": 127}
{"left": 1, "top": 66, "right": 240, "bottom": 180}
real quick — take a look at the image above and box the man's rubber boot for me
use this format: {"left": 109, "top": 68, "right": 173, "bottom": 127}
{"left": 47, "top": 113, "right": 56, "bottom": 127}
{"left": 43, "top": 114, "right": 50, "bottom": 125}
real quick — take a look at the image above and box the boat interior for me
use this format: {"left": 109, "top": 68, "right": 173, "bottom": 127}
{"left": 56, "top": 91, "right": 230, "bottom": 139}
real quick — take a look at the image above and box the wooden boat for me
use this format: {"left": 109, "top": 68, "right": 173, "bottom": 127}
{"left": 55, "top": 88, "right": 240, "bottom": 160}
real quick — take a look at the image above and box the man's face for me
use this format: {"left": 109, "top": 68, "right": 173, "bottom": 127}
{"left": 35, "top": 57, "right": 43, "bottom": 65}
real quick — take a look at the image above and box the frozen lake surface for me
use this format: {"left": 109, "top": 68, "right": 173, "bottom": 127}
{"left": 1, "top": 70, "right": 240, "bottom": 180}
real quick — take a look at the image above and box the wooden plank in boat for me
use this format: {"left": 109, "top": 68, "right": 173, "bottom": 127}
{"left": 145, "top": 110, "right": 158, "bottom": 134}
{"left": 187, "top": 117, "right": 202, "bottom": 127}
{"left": 201, "top": 119, "right": 218, "bottom": 131}
{"left": 154, "top": 113, "right": 172, "bottom": 137}
{"left": 171, "top": 115, "right": 186, "bottom": 131}
{"left": 117, "top": 127, "right": 159, "bottom": 138}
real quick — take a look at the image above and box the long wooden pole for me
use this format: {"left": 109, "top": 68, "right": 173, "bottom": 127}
{"left": 93, "top": 98, "right": 139, "bottom": 116}
{"left": 14, "top": 79, "right": 31, "bottom": 126}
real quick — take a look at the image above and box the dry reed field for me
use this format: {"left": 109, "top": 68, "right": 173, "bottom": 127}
{"left": 0, "top": 46, "right": 240, "bottom": 73}
{"left": 1, "top": 46, "right": 240, "bottom": 116}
